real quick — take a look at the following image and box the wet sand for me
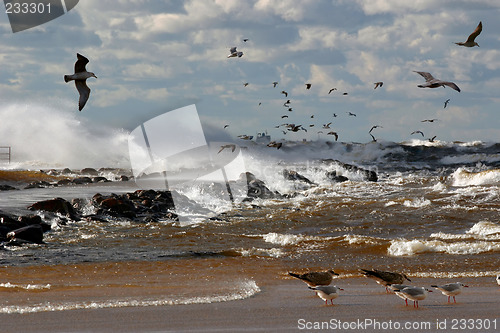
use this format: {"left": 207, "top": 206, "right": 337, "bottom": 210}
{"left": 0, "top": 277, "right": 498, "bottom": 332}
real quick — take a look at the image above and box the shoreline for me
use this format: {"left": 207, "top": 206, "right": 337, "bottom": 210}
{"left": 0, "top": 277, "right": 498, "bottom": 332}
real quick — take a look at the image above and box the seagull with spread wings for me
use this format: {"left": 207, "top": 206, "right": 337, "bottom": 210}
{"left": 64, "top": 53, "right": 97, "bottom": 111}
{"left": 455, "top": 21, "right": 482, "bottom": 47}
{"left": 414, "top": 71, "right": 461, "bottom": 92}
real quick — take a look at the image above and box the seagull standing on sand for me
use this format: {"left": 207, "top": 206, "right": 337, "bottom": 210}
{"left": 227, "top": 47, "right": 243, "bottom": 58}
{"left": 289, "top": 270, "right": 339, "bottom": 287}
{"left": 64, "top": 53, "right": 97, "bottom": 111}
{"left": 360, "top": 269, "right": 411, "bottom": 292}
{"left": 414, "top": 71, "right": 461, "bottom": 92}
{"left": 455, "top": 21, "right": 482, "bottom": 47}
{"left": 392, "top": 286, "right": 432, "bottom": 308}
{"left": 387, "top": 284, "right": 412, "bottom": 306}
{"left": 309, "top": 285, "right": 343, "bottom": 305}
{"left": 431, "top": 282, "right": 468, "bottom": 303}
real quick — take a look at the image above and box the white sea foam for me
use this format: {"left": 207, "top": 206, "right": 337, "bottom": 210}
{"left": 450, "top": 167, "right": 500, "bottom": 186}
{"left": 344, "top": 234, "right": 384, "bottom": 245}
{"left": 388, "top": 238, "right": 500, "bottom": 256}
{"left": 262, "top": 232, "right": 307, "bottom": 245}
{"left": 467, "top": 221, "right": 500, "bottom": 236}
{"left": 0, "top": 279, "right": 260, "bottom": 314}
{"left": 0, "top": 283, "right": 51, "bottom": 290}
{"left": 403, "top": 197, "right": 431, "bottom": 208}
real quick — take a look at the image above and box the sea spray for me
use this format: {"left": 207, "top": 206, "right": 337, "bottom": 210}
{"left": 0, "top": 102, "right": 130, "bottom": 168}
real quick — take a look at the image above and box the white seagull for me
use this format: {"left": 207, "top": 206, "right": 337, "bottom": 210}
{"left": 64, "top": 53, "right": 97, "bottom": 111}
{"left": 392, "top": 286, "right": 432, "bottom": 308}
{"left": 227, "top": 47, "right": 243, "bottom": 58}
{"left": 414, "top": 71, "right": 461, "bottom": 92}
{"left": 431, "top": 282, "right": 468, "bottom": 303}
{"left": 308, "top": 285, "right": 343, "bottom": 305}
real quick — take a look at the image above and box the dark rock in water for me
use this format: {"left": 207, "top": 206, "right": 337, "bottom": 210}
{"left": 321, "top": 159, "right": 378, "bottom": 182}
{"left": 61, "top": 168, "right": 73, "bottom": 174}
{"left": 0, "top": 184, "right": 17, "bottom": 191}
{"left": 7, "top": 224, "right": 44, "bottom": 244}
{"left": 99, "top": 196, "right": 136, "bottom": 218}
{"left": 24, "top": 181, "right": 53, "bottom": 189}
{"left": 283, "top": 169, "right": 316, "bottom": 185}
{"left": 240, "top": 172, "right": 281, "bottom": 199}
{"left": 17, "top": 215, "right": 50, "bottom": 232}
{"left": 57, "top": 179, "right": 72, "bottom": 186}
{"left": 92, "top": 176, "right": 109, "bottom": 183}
{"left": 326, "top": 171, "right": 349, "bottom": 183}
{"left": 72, "top": 177, "right": 93, "bottom": 185}
{"left": 81, "top": 168, "right": 99, "bottom": 176}
{"left": 28, "top": 197, "right": 78, "bottom": 219}
{"left": 120, "top": 175, "right": 129, "bottom": 181}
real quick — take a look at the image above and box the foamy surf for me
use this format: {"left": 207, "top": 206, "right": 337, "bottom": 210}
{"left": 0, "top": 279, "right": 260, "bottom": 314}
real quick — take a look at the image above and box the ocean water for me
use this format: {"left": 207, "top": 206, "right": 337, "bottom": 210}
{"left": 1, "top": 105, "right": 499, "bottom": 314}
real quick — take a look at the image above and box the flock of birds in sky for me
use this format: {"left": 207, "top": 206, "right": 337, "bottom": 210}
{"left": 62, "top": 21, "right": 482, "bottom": 146}
{"left": 287, "top": 268, "right": 489, "bottom": 308}
{"left": 223, "top": 21, "right": 483, "bottom": 148}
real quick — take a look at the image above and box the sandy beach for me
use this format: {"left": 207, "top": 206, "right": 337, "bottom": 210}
{"left": 0, "top": 277, "right": 498, "bottom": 332}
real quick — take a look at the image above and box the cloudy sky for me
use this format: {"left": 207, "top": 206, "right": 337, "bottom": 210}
{"left": 1, "top": 0, "right": 500, "bottom": 146}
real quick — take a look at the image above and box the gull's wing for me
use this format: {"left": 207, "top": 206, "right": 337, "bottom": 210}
{"left": 229, "top": 47, "right": 237, "bottom": 53}
{"left": 442, "top": 81, "right": 461, "bottom": 92}
{"left": 75, "top": 80, "right": 91, "bottom": 111}
{"left": 75, "top": 53, "right": 89, "bottom": 73}
{"left": 414, "top": 71, "right": 435, "bottom": 82}
{"left": 466, "top": 21, "right": 482, "bottom": 43}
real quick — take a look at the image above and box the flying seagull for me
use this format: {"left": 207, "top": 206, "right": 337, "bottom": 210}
{"left": 327, "top": 132, "right": 338, "bottom": 141}
{"left": 421, "top": 119, "right": 438, "bottom": 123}
{"left": 369, "top": 125, "right": 382, "bottom": 133}
{"left": 273, "top": 81, "right": 278, "bottom": 87}
{"left": 429, "top": 135, "right": 437, "bottom": 142}
{"left": 289, "top": 270, "right": 339, "bottom": 287}
{"left": 328, "top": 88, "right": 337, "bottom": 94}
{"left": 374, "top": 82, "right": 383, "bottom": 89}
{"left": 455, "top": 21, "right": 482, "bottom": 47}
{"left": 218, "top": 144, "right": 236, "bottom": 154}
{"left": 414, "top": 71, "right": 461, "bottom": 92}
{"left": 64, "top": 53, "right": 97, "bottom": 111}
{"left": 370, "top": 133, "right": 377, "bottom": 142}
{"left": 305, "top": 83, "right": 312, "bottom": 90}
{"left": 281, "top": 90, "right": 288, "bottom": 97}
{"left": 227, "top": 47, "right": 243, "bottom": 58}
{"left": 223, "top": 124, "right": 229, "bottom": 129}
{"left": 323, "top": 122, "right": 332, "bottom": 129}
{"left": 347, "top": 112, "right": 356, "bottom": 117}
{"left": 243, "top": 82, "right": 249, "bottom": 87}
{"left": 444, "top": 99, "right": 450, "bottom": 108}
{"left": 267, "top": 141, "right": 282, "bottom": 149}
{"left": 237, "top": 135, "right": 253, "bottom": 140}
{"left": 283, "top": 100, "right": 291, "bottom": 107}
{"left": 343, "top": 92, "right": 348, "bottom": 95}
{"left": 411, "top": 130, "right": 425, "bottom": 137}
{"left": 243, "top": 38, "right": 249, "bottom": 42}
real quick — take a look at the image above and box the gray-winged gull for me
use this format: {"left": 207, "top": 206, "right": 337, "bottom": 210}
{"left": 227, "top": 47, "right": 243, "bottom": 58}
{"left": 392, "top": 286, "right": 432, "bottom": 308}
{"left": 360, "top": 269, "right": 411, "bottom": 292}
{"left": 308, "top": 285, "right": 343, "bottom": 305}
{"left": 431, "top": 282, "right": 468, "bottom": 303}
{"left": 414, "top": 71, "right": 461, "bottom": 92}
{"left": 289, "top": 270, "right": 339, "bottom": 287}
{"left": 64, "top": 53, "right": 97, "bottom": 111}
{"left": 455, "top": 21, "right": 482, "bottom": 47}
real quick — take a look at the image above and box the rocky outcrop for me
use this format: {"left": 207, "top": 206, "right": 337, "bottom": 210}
{"left": 28, "top": 197, "right": 78, "bottom": 219}
{"left": 321, "top": 159, "right": 378, "bottom": 182}
{"left": 283, "top": 169, "right": 317, "bottom": 185}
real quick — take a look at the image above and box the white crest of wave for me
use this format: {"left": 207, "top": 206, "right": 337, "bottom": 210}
{"left": 403, "top": 197, "right": 431, "bottom": 208}
{"left": 0, "top": 102, "right": 130, "bottom": 169}
{"left": 467, "top": 221, "right": 500, "bottom": 237}
{"left": 388, "top": 238, "right": 500, "bottom": 256}
{"left": 262, "top": 232, "right": 307, "bottom": 245}
{"left": 450, "top": 167, "right": 500, "bottom": 186}
{"left": 0, "top": 282, "right": 51, "bottom": 290}
{"left": 0, "top": 279, "right": 260, "bottom": 314}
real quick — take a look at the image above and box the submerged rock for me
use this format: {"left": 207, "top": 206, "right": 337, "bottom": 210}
{"left": 28, "top": 197, "right": 78, "bottom": 219}
{"left": 321, "top": 159, "right": 378, "bottom": 182}
{"left": 7, "top": 224, "right": 44, "bottom": 244}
